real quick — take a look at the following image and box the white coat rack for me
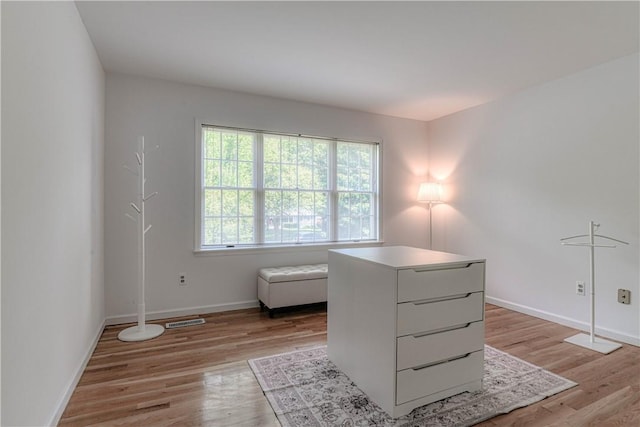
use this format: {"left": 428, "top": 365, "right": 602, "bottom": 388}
{"left": 118, "top": 136, "right": 165, "bottom": 342}
{"left": 560, "top": 221, "right": 628, "bottom": 354}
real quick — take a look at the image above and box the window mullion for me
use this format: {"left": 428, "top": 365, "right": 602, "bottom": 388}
{"left": 329, "top": 139, "right": 338, "bottom": 241}
{"left": 235, "top": 132, "right": 240, "bottom": 242}
{"left": 197, "top": 127, "right": 205, "bottom": 249}
{"left": 218, "top": 131, "right": 223, "bottom": 244}
{"left": 373, "top": 144, "right": 379, "bottom": 240}
{"left": 296, "top": 137, "right": 302, "bottom": 242}
{"left": 255, "top": 133, "right": 264, "bottom": 244}
{"left": 297, "top": 191, "right": 301, "bottom": 242}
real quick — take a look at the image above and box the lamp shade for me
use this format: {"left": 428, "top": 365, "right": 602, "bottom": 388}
{"left": 417, "top": 182, "right": 442, "bottom": 203}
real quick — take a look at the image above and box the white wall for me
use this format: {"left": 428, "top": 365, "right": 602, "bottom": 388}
{"left": 104, "top": 73, "right": 429, "bottom": 321}
{"left": 428, "top": 54, "right": 639, "bottom": 345}
{"left": 1, "top": 2, "right": 105, "bottom": 425}
{"left": 0, "top": 3, "right": 3, "bottom": 423}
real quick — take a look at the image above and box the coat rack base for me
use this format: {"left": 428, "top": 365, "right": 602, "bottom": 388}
{"left": 564, "top": 333, "right": 621, "bottom": 354}
{"left": 118, "top": 323, "right": 165, "bottom": 342}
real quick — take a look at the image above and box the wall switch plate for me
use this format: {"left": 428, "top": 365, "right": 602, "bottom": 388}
{"left": 618, "top": 289, "right": 630, "bottom": 304}
{"left": 576, "top": 281, "right": 585, "bottom": 296}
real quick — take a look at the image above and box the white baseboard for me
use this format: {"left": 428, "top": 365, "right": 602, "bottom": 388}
{"left": 486, "top": 296, "right": 640, "bottom": 347}
{"left": 49, "top": 318, "right": 106, "bottom": 426}
{"left": 105, "top": 299, "right": 260, "bottom": 326}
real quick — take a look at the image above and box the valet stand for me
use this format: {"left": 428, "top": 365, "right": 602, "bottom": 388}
{"left": 560, "top": 221, "right": 628, "bottom": 354}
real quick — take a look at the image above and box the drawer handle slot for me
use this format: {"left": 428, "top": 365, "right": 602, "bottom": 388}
{"left": 411, "top": 352, "right": 473, "bottom": 371}
{"left": 412, "top": 263, "right": 474, "bottom": 273}
{"left": 411, "top": 323, "right": 472, "bottom": 338}
{"left": 412, "top": 292, "right": 472, "bottom": 305}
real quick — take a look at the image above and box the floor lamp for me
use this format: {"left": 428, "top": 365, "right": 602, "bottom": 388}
{"left": 417, "top": 182, "right": 443, "bottom": 249}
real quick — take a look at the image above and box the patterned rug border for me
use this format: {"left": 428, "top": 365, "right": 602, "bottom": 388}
{"left": 248, "top": 345, "right": 577, "bottom": 427}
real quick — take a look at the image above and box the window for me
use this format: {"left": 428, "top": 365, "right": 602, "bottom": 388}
{"left": 197, "top": 124, "right": 380, "bottom": 249}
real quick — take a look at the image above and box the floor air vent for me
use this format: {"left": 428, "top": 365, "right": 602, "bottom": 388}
{"left": 165, "top": 318, "right": 206, "bottom": 329}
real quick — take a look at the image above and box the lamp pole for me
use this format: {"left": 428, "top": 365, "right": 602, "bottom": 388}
{"left": 417, "top": 182, "right": 442, "bottom": 250}
{"left": 428, "top": 201, "right": 434, "bottom": 249}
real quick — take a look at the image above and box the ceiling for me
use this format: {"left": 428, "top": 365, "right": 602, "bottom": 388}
{"left": 76, "top": 1, "right": 639, "bottom": 122}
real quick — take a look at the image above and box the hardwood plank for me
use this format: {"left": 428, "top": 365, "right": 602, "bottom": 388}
{"left": 598, "top": 393, "right": 640, "bottom": 427}
{"left": 59, "top": 303, "right": 640, "bottom": 426}
{"left": 546, "top": 386, "right": 639, "bottom": 427}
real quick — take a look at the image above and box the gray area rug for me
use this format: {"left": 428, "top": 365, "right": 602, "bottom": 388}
{"left": 248, "top": 345, "right": 576, "bottom": 426}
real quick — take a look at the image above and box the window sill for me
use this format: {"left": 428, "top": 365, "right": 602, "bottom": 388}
{"left": 193, "top": 240, "right": 384, "bottom": 257}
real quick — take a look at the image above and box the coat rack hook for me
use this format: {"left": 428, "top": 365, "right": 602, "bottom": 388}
{"left": 122, "top": 164, "right": 138, "bottom": 176}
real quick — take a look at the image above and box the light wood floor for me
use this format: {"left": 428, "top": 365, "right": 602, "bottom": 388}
{"left": 59, "top": 304, "right": 640, "bottom": 426}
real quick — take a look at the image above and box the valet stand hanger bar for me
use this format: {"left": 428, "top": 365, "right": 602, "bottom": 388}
{"left": 560, "top": 221, "right": 629, "bottom": 354}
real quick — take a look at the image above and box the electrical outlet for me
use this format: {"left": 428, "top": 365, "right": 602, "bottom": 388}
{"left": 179, "top": 273, "right": 187, "bottom": 286}
{"left": 618, "top": 289, "right": 630, "bottom": 304}
{"left": 576, "top": 281, "right": 585, "bottom": 296}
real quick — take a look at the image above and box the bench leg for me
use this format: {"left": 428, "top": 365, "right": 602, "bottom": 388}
{"left": 259, "top": 300, "right": 275, "bottom": 318}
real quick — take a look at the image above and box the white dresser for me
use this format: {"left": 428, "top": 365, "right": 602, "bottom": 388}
{"left": 327, "top": 246, "right": 486, "bottom": 418}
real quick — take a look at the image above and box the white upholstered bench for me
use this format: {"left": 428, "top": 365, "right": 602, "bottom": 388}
{"left": 258, "top": 264, "right": 328, "bottom": 317}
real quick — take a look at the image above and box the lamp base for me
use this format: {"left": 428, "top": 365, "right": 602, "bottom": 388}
{"left": 564, "top": 333, "right": 621, "bottom": 354}
{"left": 118, "top": 324, "right": 165, "bottom": 342}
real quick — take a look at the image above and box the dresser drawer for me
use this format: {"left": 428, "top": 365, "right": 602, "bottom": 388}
{"left": 396, "top": 350, "right": 484, "bottom": 405}
{"left": 397, "top": 292, "right": 484, "bottom": 336}
{"left": 396, "top": 321, "right": 484, "bottom": 371}
{"left": 397, "top": 262, "right": 484, "bottom": 303}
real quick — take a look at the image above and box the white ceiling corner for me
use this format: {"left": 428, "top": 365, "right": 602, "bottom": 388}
{"left": 75, "top": 1, "right": 639, "bottom": 122}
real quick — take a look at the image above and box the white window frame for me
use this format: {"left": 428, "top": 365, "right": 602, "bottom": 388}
{"left": 194, "top": 120, "right": 382, "bottom": 252}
